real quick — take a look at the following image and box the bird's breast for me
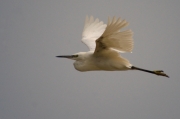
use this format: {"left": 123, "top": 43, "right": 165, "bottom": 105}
{"left": 73, "top": 60, "right": 101, "bottom": 72}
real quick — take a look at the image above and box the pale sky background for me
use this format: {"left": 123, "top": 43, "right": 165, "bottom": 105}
{"left": 0, "top": 0, "right": 180, "bottom": 119}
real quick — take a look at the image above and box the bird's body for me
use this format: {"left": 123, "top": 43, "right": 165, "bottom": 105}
{"left": 73, "top": 51, "right": 130, "bottom": 71}
{"left": 57, "top": 16, "right": 169, "bottom": 78}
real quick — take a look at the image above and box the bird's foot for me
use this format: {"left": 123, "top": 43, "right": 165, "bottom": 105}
{"left": 153, "top": 70, "right": 169, "bottom": 78}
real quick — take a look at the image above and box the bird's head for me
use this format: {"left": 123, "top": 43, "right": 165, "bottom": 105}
{"left": 56, "top": 52, "right": 91, "bottom": 61}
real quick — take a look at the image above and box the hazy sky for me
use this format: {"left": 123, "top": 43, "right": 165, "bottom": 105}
{"left": 0, "top": 0, "right": 180, "bottom": 119}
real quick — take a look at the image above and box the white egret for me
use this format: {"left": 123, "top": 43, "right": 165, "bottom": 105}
{"left": 56, "top": 16, "right": 169, "bottom": 78}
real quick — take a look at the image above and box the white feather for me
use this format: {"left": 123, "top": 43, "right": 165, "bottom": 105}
{"left": 97, "top": 17, "right": 134, "bottom": 53}
{"left": 82, "top": 16, "right": 107, "bottom": 51}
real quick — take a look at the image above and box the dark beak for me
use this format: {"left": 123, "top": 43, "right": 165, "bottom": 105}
{"left": 56, "top": 55, "right": 73, "bottom": 58}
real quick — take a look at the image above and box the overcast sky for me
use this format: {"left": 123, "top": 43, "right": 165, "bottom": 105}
{"left": 0, "top": 0, "right": 180, "bottom": 119}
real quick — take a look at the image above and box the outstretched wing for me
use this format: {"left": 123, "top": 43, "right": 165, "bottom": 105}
{"left": 94, "top": 17, "right": 133, "bottom": 54}
{"left": 82, "top": 16, "right": 107, "bottom": 51}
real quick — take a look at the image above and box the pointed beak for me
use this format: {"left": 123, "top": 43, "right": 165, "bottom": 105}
{"left": 56, "top": 55, "right": 73, "bottom": 59}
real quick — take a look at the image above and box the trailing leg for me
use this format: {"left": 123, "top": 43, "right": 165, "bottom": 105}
{"left": 131, "top": 66, "right": 169, "bottom": 78}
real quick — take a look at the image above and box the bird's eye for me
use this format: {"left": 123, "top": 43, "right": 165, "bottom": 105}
{"left": 72, "top": 55, "right": 78, "bottom": 57}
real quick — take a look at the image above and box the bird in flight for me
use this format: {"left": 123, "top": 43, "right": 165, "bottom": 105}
{"left": 56, "top": 16, "right": 169, "bottom": 78}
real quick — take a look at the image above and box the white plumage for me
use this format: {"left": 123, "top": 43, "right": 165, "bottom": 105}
{"left": 82, "top": 16, "right": 107, "bottom": 51}
{"left": 56, "top": 16, "right": 169, "bottom": 78}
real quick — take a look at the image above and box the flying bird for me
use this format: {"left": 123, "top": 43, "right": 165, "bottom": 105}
{"left": 56, "top": 16, "right": 169, "bottom": 78}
